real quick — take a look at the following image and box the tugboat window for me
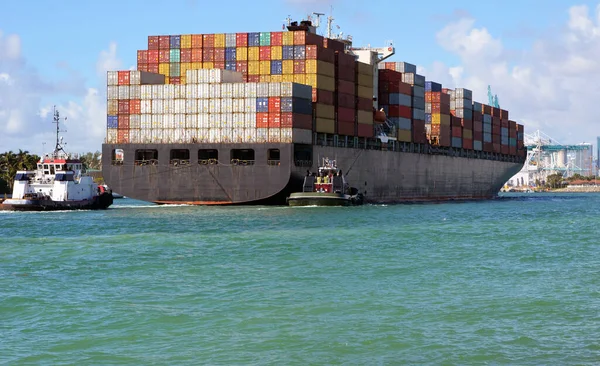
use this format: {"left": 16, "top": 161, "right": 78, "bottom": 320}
{"left": 170, "top": 149, "right": 190, "bottom": 166}
{"left": 198, "top": 149, "right": 218, "bottom": 165}
{"left": 135, "top": 149, "right": 159, "bottom": 166}
{"left": 231, "top": 149, "right": 255, "bottom": 166}
{"left": 268, "top": 149, "right": 280, "bottom": 166}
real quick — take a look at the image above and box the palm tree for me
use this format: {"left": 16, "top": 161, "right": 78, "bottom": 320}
{"left": 0, "top": 150, "right": 40, "bottom": 192}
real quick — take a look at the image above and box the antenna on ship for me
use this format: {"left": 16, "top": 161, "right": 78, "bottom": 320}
{"left": 52, "top": 106, "right": 68, "bottom": 156}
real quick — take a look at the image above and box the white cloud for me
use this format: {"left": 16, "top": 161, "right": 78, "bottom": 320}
{"left": 0, "top": 30, "right": 122, "bottom": 155}
{"left": 419, "top": 2, "right": 600, "bottom": 144}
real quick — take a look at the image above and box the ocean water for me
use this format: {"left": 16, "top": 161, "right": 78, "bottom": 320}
{"left": 1, "top": 193, "right": 600, "bottom": 365}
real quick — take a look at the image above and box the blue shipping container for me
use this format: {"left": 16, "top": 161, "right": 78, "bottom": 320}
{"left": 397, "top": 117, "right": 412, "bottom": 130}
{"left": 293, "top": 98, "right": 313, "bottom": 115}
{"left": 509, "top": 137, "right": 517, "bottom": 146}
{"left": 225, "top": 61, "right": 237, "bottom": 71}
{"left": 425, "top": 113, "right": 432, "bottom": 123}
{"left": 474, "top": 140, "right": 483, "bottom": 150}
{"left": 452, "top": 137, "right": 462, "bottom": 148}
{"left": 483, "top": 123, "right": 492, "bottom": 134}
{"left": 389, "top": 93, "right": 411, "bottom": 106}
{"left": 271, "top": 60, "right": 283, "bottom": 75}
{"left": 170, "top": 35, "right": 181, "bottom": 49}
{"left": 483, "top": 133, "right": 492, "bottom": 143}
{"left": 225, "top": 47, "right": 236, "bottom": 61}
{"left": 294, "top": 45, "right": 306, "bottom": 60}
{"left": 425, "top": 81, "right": 442, "bottom": 92}
{"left": 107, "top": 115, "right": 118, "bottom": 129}
{"left": 256, "top": 97, "right": 269, "bottom": 112}
{"left": 501, "top": 135, "right": 508, "bottom": 145}
{"left": 248, "top": 32, "right": 260, "bottom": 46}
{"left": 282, "top": 46, "right": 294, "bottom": 60}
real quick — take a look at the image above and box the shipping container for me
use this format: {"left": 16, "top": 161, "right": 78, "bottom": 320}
{"left": 316, "top": 118, "right": 335, "bottom": 134}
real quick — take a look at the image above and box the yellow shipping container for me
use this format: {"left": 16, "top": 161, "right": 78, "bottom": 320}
{"left": 214, "top": 33, "right": 226, "bottom": 48}
{"left": 293, "top": 74, "right": 306, "bottom": 84}
{"left": 180, "top": 76, "right": 187, "bottom": 84}
{"left": 431, "top": 113, "right": 451, "bottom": 126}
{"left": 191, "top": 62, "right": 202, "bottom": 69}
{"left": 248, "top": 47, "right": 260, "bottom": 61}
{"left": 159, "top": 63, "right": 170, "bottom": 76}
{"left": 270, "top": 74, "right": 282, "bottom": 83}
{"left": 181, "top": 35, "right": 192, "bottom": 49}
{"left": 305, "top": 74, "right": 335, "bottom": 92}
{"left": 358, "top": 74, "right": 373, "bottom": 88}
{"left": 164, "top": 76, "right": 170, "bottom": 84}
{"left": 315, "top": 103, "right": 335, "bottom": 119}
{"left": 271, "top": 46, "right": 282, "bottom": 60}
{"left": 357, "top": 85, "right": 373, "bottom": 99}
{"left": 463, "top": 129, "right": 473, "bottom": 139}
{"left": 260, "top": 75, "right": 271, "bottom": 82}
{"left": 203, "top": 62, "right": 214, "bottom": 69}
{"left": 282, "top": 60, "right": 294, "bottom": 74}
{"left": 282, "top": 32, "right": 294, "bottom": 46}
{"left": 305, "top": 60, "right": 334, "bottom": 77}
{"left": 282, "top": 74, "right": 294, "bottom": 83}
{"left": 248, "top": 61, "right": 260, "bottom": 75}
{"left": 357, "top": 61, "right": 373, "bottom": 76}
{"left": 236, "top": 47, "right": 248, "bottom": 61}
{"left": 441, "top": 114, "right": 451, "bottom": 125}
{"left": 397, "top": 129, "right": 412, "bottom": 142}
{"left": 357, "top": 110, "right": 373, "bottom": 124}
{"left": 260, "top": 60, "right": 271, "bottom": 75}
{"left": 315, "top": 118, "right": 335, "bottom": 134}
{"left": 180, "top": 62, "right": 191, "bottom": 79}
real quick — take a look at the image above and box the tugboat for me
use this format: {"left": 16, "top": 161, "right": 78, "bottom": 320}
{"left": 286, "top": 157, "right": 364, "bottom": 207}
{"left": 0, "top": 108, "right": 113, "bottom": 211}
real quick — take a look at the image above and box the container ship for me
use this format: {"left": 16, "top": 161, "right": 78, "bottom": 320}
{"left": 101, "top": 17, "right": 526, "bottom": 205}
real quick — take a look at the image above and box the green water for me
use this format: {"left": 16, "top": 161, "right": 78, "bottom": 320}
{"left": 1, "top": 193, "right": 599, "bottom": 365}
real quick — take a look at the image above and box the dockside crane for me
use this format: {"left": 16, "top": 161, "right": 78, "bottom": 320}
{"left": 488, "top": 85, "right": 499, "bottom": 108}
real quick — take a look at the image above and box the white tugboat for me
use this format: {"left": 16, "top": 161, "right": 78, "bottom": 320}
{"left": 0, "top": 108, "right": 113, "bottom": 211}
{"left": 286, "top": 157, "right": 364, "bottom": 207}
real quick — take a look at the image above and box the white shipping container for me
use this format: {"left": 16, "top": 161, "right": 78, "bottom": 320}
{"left": 161, "top": 128, "right": 174, "bottom": 143}
{"left": 198, "top": 84, "right": 210, "bottom": 99}
{"left": 209, "top": 113, "right": 220, "bottom": 129}
{"left": 292, "top": 128, "right": 312, "bottom": 144}
{"left": 280, "top": 128, "right": 293, "bottom": 143}
{"left": 186, "top": 84, "right": 196, "bottom": 99}
{"left": 197, "top": 128, "right": 209, "bottom": 143}
{"left": 222, "top": 112, "right": 233, "bottom": 128}
{"left": 280, "top": 82, "right": 312, "bottom": 99}
{"left": 151, "top": 85, "right": 163, "bottom": 99}
{"left": 184, "top": 128, "right": 198, "bottom": 143}
{"left": 198, "top": 113, "right": 210, "bottom": 129}
{"left": 118, "top": 85, "right": 129, "bottom": 99}
{"left": 209, "top": 84, "right": 221, "bottom": 98}
{"left": 221, "top": 128, "right": 233, "bottom": 143}
{"left": 140, "top": 100, "right": 152, "bottom": 114}
{"left": 455, "top": 88, "right": 472, "bottom": 100}
{"left": 141, "top": 85, "right": 152, "bottom": 100}
{"left": 186, "top": 99, "right": 198, "bottom": 114}
{"left": 450, "top": 100, "right": 456, "bottom": 111}
{"left": 221, "top": 98, "right": 234, "bottom": 113}
{"left": 129, "top": 114, "right": 141, "bottom": 129}
{"left": 233, "top": 113, "right": 245, "bottom": 128}
{"left": 174, "top": 99, "right": 186, "bottom": 114}
{"left": 209, "top": 99, "right": 221, "bottom": 113}
{"left": 107, "top": 86, "right": 119, "bottom": 100}
{"left": 198, "top": 69, "right": 210, "bottom": 83}
{"left": 151, "top": 128, "right": 163, "bottom": 143}
{"left": 232, "top": 98, "right": 244, "bottom": 113}
{"left": 268, "top": 82, "right": 281, "bottom": 97}
{"left": 232, "top": 128, "right": 244, "bottom": 143}
{"left": 245, "top": 97, "right": 257, "bottom": 113}
{"left": 129, "top": 85, "right": 141, "bottom": 99}
{"left": 394, "top": 62, "right": 417, "bottom": 74}
{"left": 208, "top": 128, "right": 220, "bottom": 143}
{"left": 186, "top": 69, "right": 198, "bottom": 84}
{"left": 164, "top": 99, "right": 175, "bottom": 114}
{"left": 106, "top": 128, "right": 118, "bottom": 143}
{"left": 221, "top": 83, "right": 233, "bottom": 98}
{"left": 245, "top": 82, "right": 258, "bottom": 98}
{"left": 140, "top": 129, "right": 152, "bottom": 143}
{"left": 198, "top": 99, "right": 210, "bottom": 113}
{"left": 129, "top": 129, "right": 140, "bottom": 143}
{"left": 152, "top": 114, "right": 164, "bottom": 129}
{"left": 244, "top": 112, "right": 256, "bottom": 128}
{"left": 163, "top": 114, "right": 175, "bottom": 129}
{"left": 175, "top": 85, "right": 185, "bottom": 99}
{"left": 233, "top": 83, "right": 245, "bottom": 98}
{"left": 225, "top": 33, "right": 237, "bottom": 48}
{"left": 256, "top": 128, "right": 269, "bottom": 143}
{"left": 164, "top": 84, "right": 176, "bottom": 99}
{"left": 107, "top": 71, "right": 118, "bottom": 86}
{"left": 186, "top": 114, "right": 198, "bottom": 129}
{"left": 175, "top": 114, "right": 186, "bottom": 129}
{"left": 455, "top": 98, "right": 472, "bottom": 109}
{"left": 257, "top": 82, "right": 270, "bottom": 97}
{"left": 243, "top": 127, "right": 257, "bottom": 143}
{"left": 151, "top": 99, "right": 163, "bottom": 114}
{"left": 141, "top": 114, "right": 152, "bottom": 129}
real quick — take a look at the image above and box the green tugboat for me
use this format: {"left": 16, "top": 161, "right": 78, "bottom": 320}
{"left": 287, "top": 157, "right": 364, "bottom": 207}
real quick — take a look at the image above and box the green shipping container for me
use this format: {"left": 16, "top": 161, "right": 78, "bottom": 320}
{"left": 170, "top": 49, "right": 180, "bottom": 62}
{"left": 259, "top": 32, "right": 271, "bottom": 46}
{"left": 170, "top": 62, "right": 180, "bottom": 77}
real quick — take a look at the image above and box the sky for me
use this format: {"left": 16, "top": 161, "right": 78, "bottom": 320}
{"left": 1, "top": 0, "right": 600, "bottom": 154}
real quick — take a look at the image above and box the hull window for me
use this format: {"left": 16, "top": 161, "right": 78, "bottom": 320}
{"left": 170, "top": 149, "right": 190, "bottom": 166}
{"left": 294, "top": 144, "right": 312, "bottom": 167}
{"left": 198, "top": 149, "right": 218, "bottom": 165}
{"left": 111, "top": 148, "right": 124, "bottom": 165}
{"left": 231, "top": 149, "right": 255, "bottom": 166}
{"left": 268, "top": 149, "right": 280, "bottom": 166}
{"left": 135, "top": 149, "right": 158, "bottom": 166}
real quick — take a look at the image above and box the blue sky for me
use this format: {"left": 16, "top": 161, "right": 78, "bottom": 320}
{"left": 1, "top": 0, "right": 599, "bottom": 153}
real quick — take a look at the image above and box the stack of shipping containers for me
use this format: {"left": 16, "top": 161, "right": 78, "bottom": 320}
{"left": 110, "top": 28, "right": 525, "bottom": 158}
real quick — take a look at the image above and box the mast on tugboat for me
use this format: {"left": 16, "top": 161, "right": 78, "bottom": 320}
{"left": 52, "top": 106, "right": 67, "bottom": 157}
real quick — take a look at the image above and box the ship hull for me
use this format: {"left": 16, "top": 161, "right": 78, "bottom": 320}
{"left": 102, "top": 142, "right": 523, "bottom": 205}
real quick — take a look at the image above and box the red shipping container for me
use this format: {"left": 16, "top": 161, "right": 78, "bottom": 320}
{"left": 137, "top": 50, "right": 147, "bottom": 64}
{"left": 268, "top": 113, "right": 281, "bottom": 128}
{"left": 191, "top": 34, "right": 203, "bottom": 48}
{"left": 451, "top": 116, "right": 462, "bottom": 127}
{"left": 440, "top": 93, "right": 450, "bottom": 106}
{"left": 159, "top": 36, "right": 170, "bottom": 49}
{"left": 148, "top": 50, "right": 159, "bottom": 64}
{"left": 324, "top": 38, "right": 345, "bottom": 52}
{"left": 213, "top": 61, "right": 225, "bottom": 70}
{"left": 159, "top": 50, "right": 170, "bottom": 63}
{"left": 148, "top": 64, "right": 159, "bottom": 74}
{"left": 357, "top": 97, "right": 372, "bottom": 111}
{"left": 148, "top": 36, "right": 159, "bottom": 50}
{"left": 203, "top": 34, "right": 214, "bottom": 48}
{"left": 357, "top": 123, "right": 373, "bottom": 137}
{"left": 338, "top": 121, "right": 355, "bottom": 136}
{"left": 462, "top": 138, "right": 473, "bottom": 150}
{"left": 117, "top": 71, "right": 130, "bottom": 85}
{"left": 492, "top": 124, "right": 501, "bottom": 135}
{"left": 452, "top": 126, "right": 462, "bottom": 138}
{"left": 191, "top": 49, "right": 203, "bottom": 62}
{"left": 292, "top": 113, "right": 312, "bottom": 129}
{"left": 170, "top": 77, "right": 181, "bottom": 84}
{"left": 378, "top": 93, "right": 389, "bottom": 105}
{"left": 247, "top": 75, "right": 260, "bottom": 82}
{"left": 280, "top": 113, "right": 292, "bottom": 128}
{"left": 129, "top": 99, "right": 141, "bottom": 114}
{"left": 492, "top": 134, "right": 500, "bottom": 144}
{"left": 473, "top": 120, "right": 483, "bottom": 133}
{"left": 461, "top": 118, "right": 473, "bottom": 129}
{"left": 473, "top": 130, "right": 483, "bottom": 141}
{"left": 509, "top": 146, "right": 517, "bottom": 155}
{"left": 337, "top": 66, "right": 356, "bottom": 82}
{"left": 203, "top": 48, "right": 214, "bottom": 62}
{"left": 268, "top": 97, "right": 281, "bottom": 112}
{"left": 492, "top": 116, "right": 500, "bottom": 125}
{"left": 236, "top": 61, "right": 248, "bottom": 74}
{"left": 118, "top": 115, "right": 129, "bottom": 129}
{"left": 236, "top": 33, "right": 248, "bottom": 47}
{"left": 270, "top": 32, "right": 282, "bottom": 46}
{"left": 214, "top": 48, "right": 225, "bottom": 62}
{"left": 337, "top": 80, "right": 355, "bottom": 95}
{"left": 336, "top": 52, "right": 355, "bottom": 68}
{"left": 337, "top": 107, "right": 355, "bottom": 122}
{"left": 500, "top": 109, "right": 509, "bottom": 119}
{"left": 137, "top": 63, "right": 148, "bottom": 72}
{"left": 337, "top": 93, "right": 355, "bottom": 109}
{"left": 388, "top": 105, "right": 411, "bottom": 119}
{"left": 259, "top": 46, "right": 271, "bottom": 60}
{"left": 256, "top": 112, "right": 269, "bottom": 128}
{"left": 293, "top": 60, "right": 305, "bottom": 73}
{"left": 312, "top": 89, "right": 334, "bottom": 104}
{"left": 472, "top": 110, "right": 482, "bottom": 121}
{"left": 306, "top": 45, "right": 318, "bottom": 59}
{"left": 483, "top": 142, "right": 493, "bottom": 152}
{"left": 483, "top": 104, "right": 491, "bottom": 115}
{"left": 117, "top": 129, "right": 129, "bottom": 144}
{"left": 509, "top": 129, "right": 517, "bottom": 138}
{"left": 501, "top": 145, "right": 509, "bottom": 154}
{"left": 180, "top": 49, "right": 192, "bottom": 63}
{"left": 118, "top": 100, "right": 129, "bottom": 114}
{"left": 379, "top": 69, "right": 403, "bottom": 82}
{"left": 317, "top": 48, "right": 335, "bottom": 63}
{"left": 491, "top": 107, "right": 500, "bottom": 118}
{"left": 412, "top": 120, "right": 426, "bottom": 144}
{"left": 501, "top": 118, "right": 509, "bottom": 128}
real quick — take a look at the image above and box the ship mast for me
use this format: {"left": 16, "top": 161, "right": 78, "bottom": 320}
{"left": 52, "top": 106, "right": 67, "bottom": 156}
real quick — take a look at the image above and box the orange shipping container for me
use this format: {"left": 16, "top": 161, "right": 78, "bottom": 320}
{"left": 191, "top": 34, "right": 203, "bottom": 48}
{"left": 191, "top": 49, "right": 203, "bottom": 62}
{"left": 293, "top": 60, "right": 305, "bottom": 74}
{"left": 118, "top": 71, "right": 130, "bottom": 85}
{"left": 129, "top": 99, "right": 141, "bottom": 114}
{"left": 203, "top": 34, "right": 214, "bottom": 48}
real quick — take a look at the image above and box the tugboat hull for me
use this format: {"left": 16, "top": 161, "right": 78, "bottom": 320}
{"left": 0, "top": 193, "right": 114, "bottom": 211}
{"left": 286, "top": 192, "right": 364, "bottom": 207}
